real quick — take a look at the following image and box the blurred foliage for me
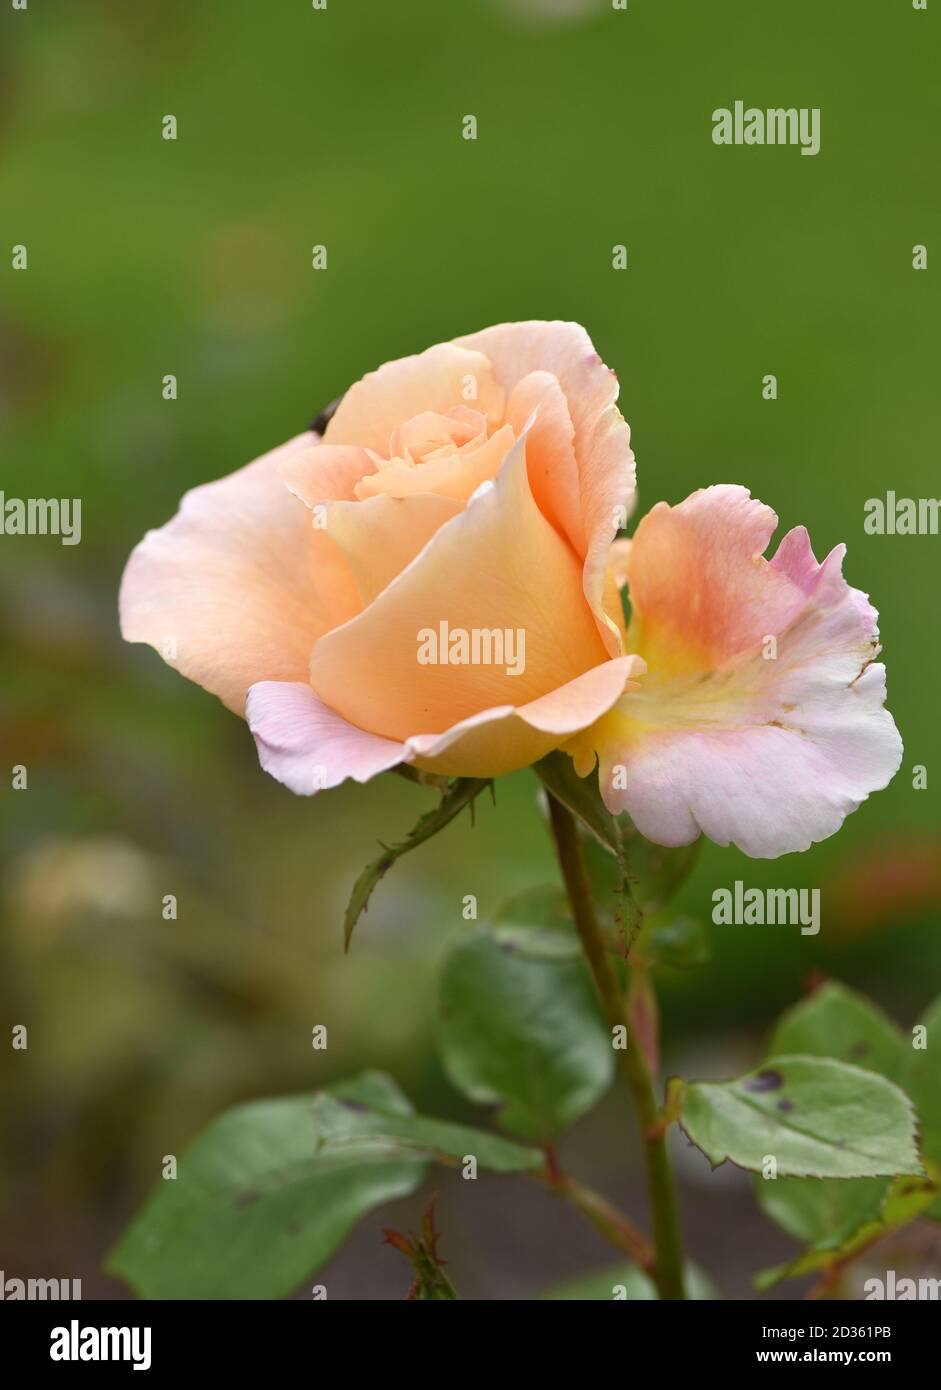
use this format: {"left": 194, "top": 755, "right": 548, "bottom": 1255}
{"left": 1, "top": 0, "right": 939, "bottom": 1297}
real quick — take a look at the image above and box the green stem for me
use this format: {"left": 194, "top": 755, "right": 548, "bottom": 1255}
{"left": 546, "top": 793, "right": 687, "bottom": 1300}
{"left": 539, "top": 1155, "right": 655, "bottom": 1272}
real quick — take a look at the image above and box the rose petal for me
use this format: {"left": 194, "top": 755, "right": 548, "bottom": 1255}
{"left": 247, "top": 681, "right": 408, "bottom": 794}
{"left": 353, "top": 423, "right": 515, "bottom": 503}
{"left": 455, "top": 321, "right": 636, "bottom": 656}
{"left": 505, "top": 370, "right": 584, "bottom": 554}
{"left": 246, "top": 657, "right": 643, "bottom": 793}
{"left": 623, "top": 485, "right": 803, "bottom": 675}
{"left": 278, "top": 441, "right": 376, "bottom": 508}
{"left": 321, "top": 492, "right": 462, "bottom": 606}
{"left": 119, "top": 434, "right": 360, "bottom": 714}
{"left": 324, "top": 343, "right": 504, "bottom": 454}
{"left": 407, "top": 654, "right": 644, "bottom": 778}
{"left": 585, "top": 487, "right": 903, "bottom": 857}
{"left": 308, "top": 431, "right": 611, "bottom": 743}
{"left": 607, "top": 537, "right": 631, "bottom": 591}
{"left": 388, "top": 410, "right": 480, "bottom": 458}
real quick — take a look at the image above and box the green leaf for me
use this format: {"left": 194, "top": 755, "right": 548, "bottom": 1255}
{"left": 107, "top": 1071, "right": 426, "bottom": 1299}
{"left": 679, "top": 1056, "right": 923, "bottom": 1179}
{"left": 437, "top": 925, "right": 615, "bottom": 1141}
{"left": 754, "top": 985, "right": 940, "bottom": 1279}
{"left": 490, "top": 886, "right": 581, "bottom": 960}
{"left": 906, "top": 993, "right": 941, "bottom": 1220}
{"left": 768, "top": 982, "right": 908, "bottom": 1079}
{"left": 107, "top": 1069, "right": 538, "bottom": 1299}
{"left": 493, "top": 885, "right": 573, "bottom": 929}
{"left": 309, "top": 1092, "right": 543, "bottom": 1173}
{"left": 644, "top": 916, "right": 712, "bottom": 968}
{"left": 541, "top": 1261, "right": 716, "bottom": 1301}
{"left": 758, "top": 983, "right": 908, "bottom": 1251}
{"left": 756, "top": 1174, "right": 891, "bottom": 1254}
{"left": 620, "top": 834, "right": 701, "bottom": 915}
{"left": 343, "top": 777, "right": 490, "bottom": 949}
{"left": 581, "top": 837, "right": 704, "bottom": 956}
{"left": 755, "top": 1169, "right": 939, "bottom": 1289}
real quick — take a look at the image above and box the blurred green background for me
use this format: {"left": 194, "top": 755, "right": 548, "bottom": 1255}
{"left": 1, "top": 0, "right": 938, "bottom": 1299}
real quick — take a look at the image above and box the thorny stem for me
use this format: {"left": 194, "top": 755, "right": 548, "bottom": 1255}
{"left": 546, "top": 793, "right": 687, "bottom": 1300}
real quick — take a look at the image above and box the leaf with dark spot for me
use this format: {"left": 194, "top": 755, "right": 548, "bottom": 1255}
{"left": 743, "top": 1069, "right": 783, "bottom": 1094}
{"left": 680, "top": 1056, "right": 922, "bottom": 1179}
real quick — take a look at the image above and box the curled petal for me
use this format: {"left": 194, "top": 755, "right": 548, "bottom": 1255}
{"left": 505, "top": 370, "right": 584, "bottom": 554}
{"left": 607, "top": 537, "right": 631, "bottom": 591}
{"left": 582, "top": 486, "right": 903, "bottom": 858}
{"left": 247, "top": 682, "right": 408, "bottom": 794}
{"left": 456, "top": 321, "right": 636, "bottom": 656}
{"left": 408, "top": 654, "right": 644, "bottom": 779}
{"left": 247, "top": 656, "right": 643, "bottom": 793}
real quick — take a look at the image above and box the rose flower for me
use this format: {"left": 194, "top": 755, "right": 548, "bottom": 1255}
{"left": 121, "top": 322, "right": 901, "bottom": 857}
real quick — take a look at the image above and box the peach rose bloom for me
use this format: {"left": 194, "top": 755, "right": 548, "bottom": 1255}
{"left": 121, "top": 322, "right": 902, "bottom": 857}
{"left": 120, "top": 322, "right": 644, "bottom": 787}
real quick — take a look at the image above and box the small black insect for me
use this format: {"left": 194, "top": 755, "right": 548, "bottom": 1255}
{"left": 308, "top": 394, "right": 343, "bottom": 436}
